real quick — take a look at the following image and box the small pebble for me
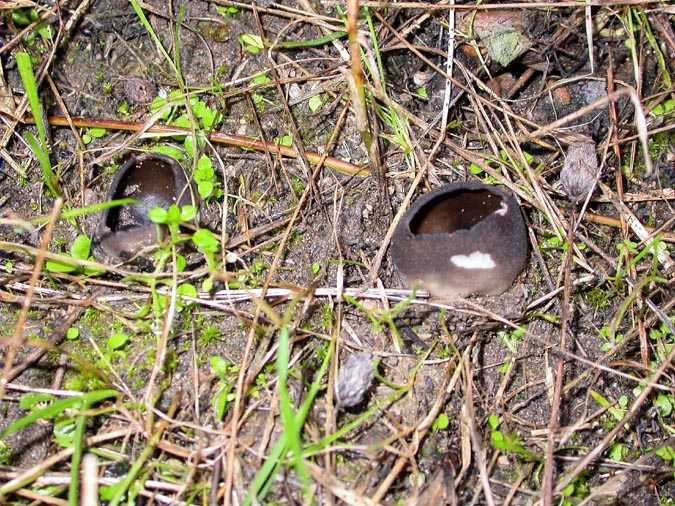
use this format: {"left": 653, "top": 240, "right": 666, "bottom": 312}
{"left": 288, "top": 83, "right": 302, "bottom": 101}
{"left": 335, "top": 352, "right": 375, "bottom": 408}
{"left": 560, "top": 140, "right": 599, "bottom": 204}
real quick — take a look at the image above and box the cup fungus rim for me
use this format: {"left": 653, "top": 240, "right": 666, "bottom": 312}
{"left": 93, "top": 153, "right": 196, "bottom": 263}
{"left": 400, "top": 181, "right": 516, "bottom": 241}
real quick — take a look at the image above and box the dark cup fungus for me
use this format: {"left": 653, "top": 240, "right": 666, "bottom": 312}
{"left": 391, "top": 182, "right": 528, "bottom": 299}
{"left": 93, "top": 153, "right": 196, "bottom": 264}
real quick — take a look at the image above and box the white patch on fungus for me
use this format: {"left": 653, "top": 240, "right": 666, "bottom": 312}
{"left": 495, "top": 201, "right": 509, "bottom": 216}
{"left": 450, "top": 251, "right": 496, "bottom": 270}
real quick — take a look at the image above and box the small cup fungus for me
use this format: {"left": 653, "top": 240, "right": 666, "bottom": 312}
{"left": 391, "top": 182, "right": 528, "bottom": 299}
{"left": 93, "top": 153, "right": 196, "bottom": 264}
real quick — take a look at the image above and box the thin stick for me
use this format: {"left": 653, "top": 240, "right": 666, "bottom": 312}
{"left": 143, "top": 247, "right": 179, "bottom": 412}
{"left": 80, "top": 454, "right": 99, "bottom": 506}
{"left": 0, "top": 198, "right": 62, "bottom": 400}
{"left": 0, "top": 429, "right": 134, "bottom": 497}
{"left": 20, "top": 114, "right": 368, "bottom": 177}
{"left": 463, "top": 354, "right": 496, "bottom": 506}
{"left": 331, "top": 0, "right": 661, "bottom": 8}
{"left": 4, "top": 303, "right": 90, "bottom": 384}
{"left": 541, "top": 211, "right": 575, "bottom": 505}
{"left": 584, "top": 212, "right": 675, "bottom": 243}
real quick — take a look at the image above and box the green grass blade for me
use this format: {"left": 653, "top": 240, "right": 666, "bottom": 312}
{"left": 2, "top": 397, "right": 81, "bottom": 437}
{"left": 66, "top": 389, "right": 116, "bottom": 506}
{"left": 173, "top": 6, "right": 185, "bottom": 83}
{"left": 364, "top": 7, "right": 386, "bottom": 89}
{"left": 128, "top": 0, "right": 178, "bottom": 75}
{"left": 276, "top": 326, "right": 310, "bottom": 486}
{"left": 31, "top": 198, "right": 136, "bottom": 224}
{"left": 15, "top": 52, "right": 47, "bottom": 146}
{"left": 16, "top": 52, "right": 60, "bottom": 195}
{"left": 637, "top": 11, "right": 671, "bottom": 89}
{"left": 243, "top": 433, "right": 288, "bottom": 506}
{"left": 1, "top": 389, "right": 117, "bottom": 438}
{"left": 68, "top": 414, "right": 88, "bottom": 506}
{"left": 107, "top": 421, "right": 164, "bottom": 506}
{"left": 245, "top": 339, "right": 333, "bottom": 505}
{"left": 303, "top": 388, "right": 408, "bottom": 457}
{"left": 24, "top": 131, "right": 59, "bottom": 196}
{"left": 295, "top": 343, "right": 332, "bottom": 423}
{"left": 277, "top": 31, "right": 347, "bottom": 49}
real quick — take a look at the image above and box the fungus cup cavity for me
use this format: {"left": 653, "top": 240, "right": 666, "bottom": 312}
{"left": 391, "top": 182, "right": 528, "bottom": 299}
{"left": 93, "top": 153, "right": 196, "bottom": 265}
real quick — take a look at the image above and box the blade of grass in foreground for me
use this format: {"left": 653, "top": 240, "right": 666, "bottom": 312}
{"left": 24, "top": 131, "right": 60, "bottom": 196}
{"left": 244, "top": 335, "right": 333, "bottom": 505}
{"left": 129, "top": 0, "right": 178, "bottom": 75}
{"left": 15, "top": 52, "right": 47, "bottom": 146}
{"left": 16, "top": 52, "right": 60, "bottom": 196}
{"left": 276, "top": 31, "right": 347, "bottom": 49}
{"left": 0, "top": 389, "right": 118, "bottom": 504}
{"left": 30, "top": 198, "right": 136, "bottom": 224}
{"left": 68, "top": 391, "right": 114, "bottom": 506}
{"left": 277, "top": 326, "right": 310, "bottom": 486}
{"left": 1, "top": 389, "right": 118, "bottom": 438}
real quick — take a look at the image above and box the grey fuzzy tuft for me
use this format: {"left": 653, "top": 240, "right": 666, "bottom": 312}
{"left": 335, "top": 352, "right": 375, "bottom": 408}
{"left": 560, "top": 140, "right": 599, "bottom": 204}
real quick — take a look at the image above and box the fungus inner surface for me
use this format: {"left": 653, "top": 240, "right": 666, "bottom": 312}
{"left": 410, "top": 189, "right": 503, "bottom": 235}
{"left": 106, "top": 158, "right": 178, "bottom": 230}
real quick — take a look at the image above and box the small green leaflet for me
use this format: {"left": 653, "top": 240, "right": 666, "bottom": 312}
{"left": 239, "top": 34, "right": 264, "bottom": 54}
